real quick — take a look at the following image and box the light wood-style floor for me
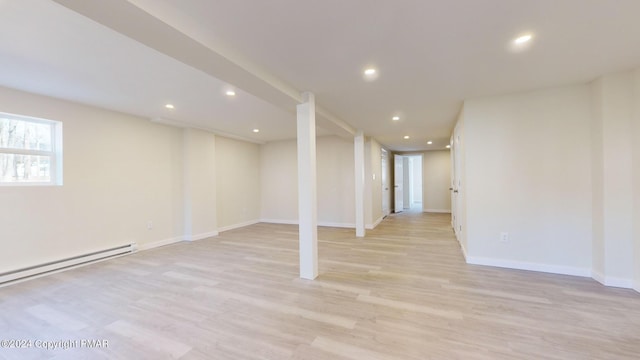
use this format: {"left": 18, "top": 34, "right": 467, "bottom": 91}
{"left": 1, "top": 212, "right": 640, "bottom": 359}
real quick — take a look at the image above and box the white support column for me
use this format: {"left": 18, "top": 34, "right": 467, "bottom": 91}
{"left": 354, "top": 130, "right": 366, "bottom": 237}
{"left": 297, "top": 92, "right": 318, "bottom": 280}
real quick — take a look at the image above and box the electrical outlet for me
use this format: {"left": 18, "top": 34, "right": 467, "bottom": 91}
{"left": 147, "top": 221, "right": 153, "bottom": 230}
{"left": 500, "top": 232, "right": 509, "bottom": 242}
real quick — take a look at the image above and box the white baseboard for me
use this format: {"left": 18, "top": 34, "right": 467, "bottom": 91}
{"left": 634, "top": 281, "right": 640, "bottom": 293}
{"left": 262, "top": 218, "right": 383, "bottom": 231}
{"left": 320, "top": 222, "right": 355, "bottom": 229}
{"left": 609, "top": 278, "right": 634, "bottom": 289}
{"left": 260, "top": 219, "right": 356, "bottom": 229}
{"left": 184, "top": 231, "right": 219, "bottom": 242}
{"left": 374, "top": 215, "right": 385, "bottom": 228}
{"left": 260, "top": 219, "right": 298, "bottom": 225}
{"left": 591, "top": 270, "right": 606, "bottom": 285}
{"left": 459, "top": 242, "right": 468, "bottom": 261}
{"left": 137, "top": 236, "right": 183, "bottom": 251}
{"left": 366, "top": 216, "right": 384, "bottom": 230}
{"left": 423, "top": 209, "right": 451, "bottom": 213}
{"left": 466, "top": 256, "right": 591, "bottom": 278}
{"left": 218, "top": 220, "right": 260, "bottom": 233}
{"left": 591, "top": 270, "right": 634, "bottom": 289}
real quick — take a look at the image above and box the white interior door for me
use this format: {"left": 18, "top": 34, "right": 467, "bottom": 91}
{"left": 394, "top": 154, "right": 404, "bottom": 213}
{"left": 450, "top": 136, "right": 456, "bottom": 229}
{"left": 403, "top": 157, "right": 411, "bottom": 209}
{"left": 453, "top": 132, "right": 463, "bottom": 237}
{"left": 381, "top": 149, "right": 390, "bottom": 216}
{"left": 412, "top": 155, "right": 423, "bottom": 210}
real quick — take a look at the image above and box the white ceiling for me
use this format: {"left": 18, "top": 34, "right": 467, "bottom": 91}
{"left": 0, "top": 0, "right": 304, "bottom": 143}
{"left": 2, "top": 0, "right": 640, "bottom": 150}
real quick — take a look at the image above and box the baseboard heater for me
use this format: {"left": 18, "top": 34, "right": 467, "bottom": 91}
{"left": 0, "top": 243, "right": 136, "bottom": 286}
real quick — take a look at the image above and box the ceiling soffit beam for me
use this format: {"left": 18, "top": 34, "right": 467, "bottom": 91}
{"left": 51, "top": 0, "right": 356, "bottom": 138}
{"left": 150, "top": 117, "right": 266, "bottom": 145}
{"left": 316, "top": 107, "right": 356, "bottom": 140}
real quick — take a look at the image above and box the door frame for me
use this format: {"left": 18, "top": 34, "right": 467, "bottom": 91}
{"left": 393, "top": 154, "right": 404, "bottom": 213}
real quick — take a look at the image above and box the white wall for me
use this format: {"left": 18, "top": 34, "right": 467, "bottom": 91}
{"left": 633, "top": 69, "right": 640, "bottom": 292}
{"left": 591, "top": 78, "right": 605, "bottom": 280}
{"left": 318, "top": 136, "right": 355, "bottom": 226}
{"left": 0, "top": 86, "right": 184, "bottom": 273}
{"left": 462, "top": 85, "right": 593, "bottom": 276}
{"left": 454, "top": 71, "right": 640, "bottom": 290}
{"left": 364, "top": 139, "right": 384, "bottom": 228}
{"left": 422, "top": 151, "right": 450, "bottom": 212}
{"left": 260, "top": 136, "right": 355, "bottom": 227}
{"left": 216, "top": 136, "right": 260, "bottom": 232}
{"left": 411, "top": 156, "right": 423, "bottom": 205}
{"left": 260, "top": 139, "right": 298, "bottom": 222}
{"left": 183, "top": 128, "right": 217, "bottom": 240}
{"left": 590, "top": 72, "right": 634, "bottom": 287}
{"left": 402, "top": 157, "right": 410, "bottom": 209}
{"left": 0, "top": 85, "right": 269, "bottom": 275}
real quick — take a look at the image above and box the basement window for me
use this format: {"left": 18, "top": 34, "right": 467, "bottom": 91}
{"left": 0, "top": 112, "right": 63, "bottom": 185}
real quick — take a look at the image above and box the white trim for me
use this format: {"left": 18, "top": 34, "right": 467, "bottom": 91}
{"left": 185, "top": 231, "right": 219, "bottom": 242}
{"left": 634, "top": 281, "right": 640, "bottom": 293}
{"left": 608, "top": 278, "right": 634, "bottom": 289}
{"left": 459, "top": 242, "right": 468, "bottom": 260}
{"left": 260, "top": 219, "right": 356, "bottom": 229}
{"left": 423, "top": 209, "right": 451, "bottom": 213}
{"left": 0, "top": 148, "right": 53, "bottom": 157}
{"left": 137, "top": 236, "right": 183, "bottom": 251}
{"left": 0, "top": 112, "right": 63, "bottom": 186}
{"left": 319, "top": 222, "right": 355, "bottom": 229}
{"left": 218, "top": 220, "right": 260, "bottom": 233}
{"left": 591, "top": 270, "right": 634, "bottom": 289}
{"left": 260, "top": 219, "right": 298, "bottom": 225}
{"left": 466, "top": 256, "right": 591, "bottom": 278}
{"left": 591, "top": 270, "right": 606, "bottom": 286}
{"left": 366, "top": 216, "right": 384, "bottom": 230}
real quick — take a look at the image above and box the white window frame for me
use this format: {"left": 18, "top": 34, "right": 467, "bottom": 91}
{"left": 0, "top": 112, "right": 63, "bottom": 186}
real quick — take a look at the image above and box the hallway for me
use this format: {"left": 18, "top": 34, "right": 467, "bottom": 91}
{"left": 1, "top": 212, "right": 639, "bottom": 359}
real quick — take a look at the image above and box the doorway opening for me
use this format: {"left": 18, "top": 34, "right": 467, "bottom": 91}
{"left": 381, "top": 149, "right": 391, "bottom": 217}
{"left": 393, "top": 154, "right": 423, "bottom": 213}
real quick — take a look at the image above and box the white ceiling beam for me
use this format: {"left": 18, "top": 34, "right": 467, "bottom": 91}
{"left": 316, "top": 107, "right": 357, "bottom": 140}
{"left": 150, "top": 118, "right": 266, "bottom": 145}
{"left": 51, "top": 0, "right": 356, "bottom": 138}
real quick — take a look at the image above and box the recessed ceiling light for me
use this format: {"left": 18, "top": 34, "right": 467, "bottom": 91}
{"left": 446, "top": 145, "right": 451, "bottom": 149}
{"left": 509, "top": 32, "right": 535, "bottom": 53}
{"left": 363, "top": 67, "right": 379, "bottom": 81}
{"left": 392, "top": 116, "right": 400, "bottom": 121}
{"left": 404, "top": 135, "right": 410, "bottom": 139}
{"left": 226, "top": 90, "right": 236, "bottom": 96}
{"left": 514, "top": 34, "right": 533, "bottom": 45}
{"left": 253, "top": 129, "right": 260, "bottom": 133}
{"left": 427, "top": 141, "right": 433, "bottom": 145}
{"left": 165, "top": 104, "right": 175, "bottom": 109}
